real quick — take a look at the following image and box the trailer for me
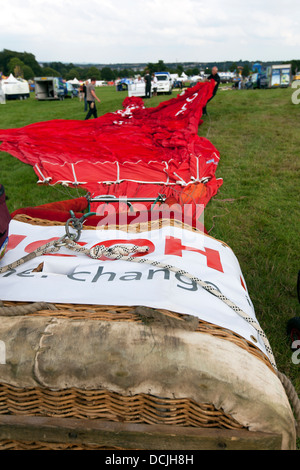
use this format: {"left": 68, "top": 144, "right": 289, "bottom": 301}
{"left": 270, "top": 64, "right": 292, "bottom": 88}
{"left": 34, "top": 76, "right": 66, "bottom": 100}
{"left": 127, "top": 81, "right": 146, "bottom": 97}
{"left": 1, "top": 74, "right": 30, "bottom": 100}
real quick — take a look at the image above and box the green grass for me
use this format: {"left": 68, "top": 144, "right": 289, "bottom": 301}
{"left": 0, "top": 86, "right": 299, "bottom": 442}
{"left": 200, "top": 87, "right": 300, "bottom": 392}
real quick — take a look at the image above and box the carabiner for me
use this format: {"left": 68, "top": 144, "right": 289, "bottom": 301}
{"left": 65, "top": 217, "right": 82, "bottom": 242}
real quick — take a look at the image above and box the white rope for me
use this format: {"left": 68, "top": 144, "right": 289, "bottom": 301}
{"left": 0, "top": 238, "right": 63, "bottom": 274}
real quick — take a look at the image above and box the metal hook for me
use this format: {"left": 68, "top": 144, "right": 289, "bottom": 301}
{"left": 65, "top": 217, "right": 82, "bottom": 242}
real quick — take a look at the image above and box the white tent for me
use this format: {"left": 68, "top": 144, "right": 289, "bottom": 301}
{"left": 4, "top": 73, "right": 19, "bottom": 83}
{"left": 96, "top": 80, "right": 108, "bottom": 87}
{"left": 190, "top": 75, "right": 203, "bottom": 82}
{"left": 2, "top": 74, "right": 30, "bottom": 99}
{"left": 67, "top": 78, "right": 80, "bottom": 85}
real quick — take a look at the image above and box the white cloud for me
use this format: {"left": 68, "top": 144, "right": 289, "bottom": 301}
{"left": 1, "top": 0, "right": 299, "bottom": 63}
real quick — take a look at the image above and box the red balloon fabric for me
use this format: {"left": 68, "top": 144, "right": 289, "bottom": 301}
{"left": 0, "top": 81, "right": 223, "bottom": 220}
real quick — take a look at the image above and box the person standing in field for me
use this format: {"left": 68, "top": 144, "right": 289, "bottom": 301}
{"left": 78, "top": 83, "right": 84, "bottom": 102}
{"left": 83, "top": 81, "right": 88, "bottom": 111}
{"left": 202, "top": 66, "right": 220, "bottom": 115}
{"left": 84, "top": 78, "right": 101, "bottom": 120}
{"left": 152, "top": 73, "right": 158, "bottom": 96}
{"left": 144, "top": 70, "right": 152, "bottom": 98}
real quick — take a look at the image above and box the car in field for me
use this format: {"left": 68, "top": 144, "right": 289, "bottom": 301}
{"left": 245, "top": 73, "right": 269, "bottom": 89}
{"left": 154, "top": 72, "right": 173, "bottom": 94}
{"left": 65, "top": 82, "right": 78, "bottom": 98}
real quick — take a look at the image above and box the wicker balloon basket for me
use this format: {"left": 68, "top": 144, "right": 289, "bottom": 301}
{"left": 0, "top": 215, "right": 297, "bottom": 450}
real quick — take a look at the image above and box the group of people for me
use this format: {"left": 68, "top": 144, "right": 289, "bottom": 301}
{"left": 132, "top": 72, "right": 158, "bottom": 98}
{"left": 81, "top": 66, "right": 220, "bottom": 121}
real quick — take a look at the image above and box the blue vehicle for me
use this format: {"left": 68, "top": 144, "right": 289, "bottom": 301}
{"left": 117, "top": 78, "right": 133, "bottom": 91}
{"left": 65, "top": 82, "right": 78, "bottom": 98}
{"left": 245, "top": 73, "right": 269, "bottom": 89}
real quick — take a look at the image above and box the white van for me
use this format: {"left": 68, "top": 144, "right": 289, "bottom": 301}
{"left": 154, "top": 72, "right": 173, "bottom": 94}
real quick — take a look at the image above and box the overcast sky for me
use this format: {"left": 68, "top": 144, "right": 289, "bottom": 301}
{"left": 1, "top": 0, "right": 299, "bottom": 65}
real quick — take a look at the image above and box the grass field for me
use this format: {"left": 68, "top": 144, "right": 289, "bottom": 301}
{"left": 0, "top": 85, "right": 299, "bottom": 442}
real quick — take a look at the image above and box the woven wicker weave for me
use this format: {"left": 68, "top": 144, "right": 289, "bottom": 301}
{"left": 0, "top": 383, "right": 244, "bottom": 429}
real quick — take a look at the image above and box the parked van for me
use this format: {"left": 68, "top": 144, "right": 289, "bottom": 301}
{"left": 34, "top": 77, "right": 66, "bottom": 100}
{"left": 1, "top": 74, "right": 30, "bottom": 100}
{"left": 154, "top": 72, "right": 173, "bottom": 94}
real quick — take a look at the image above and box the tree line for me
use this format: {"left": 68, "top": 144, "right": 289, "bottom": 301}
{"left": 1, "top": 49, "right": 299, "bottom": 82}
{"left": 0, "top": 49, "right": 111, "bottom": 80}
{"left": 0, "top": 50, "right": 203, "bottom": 81}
